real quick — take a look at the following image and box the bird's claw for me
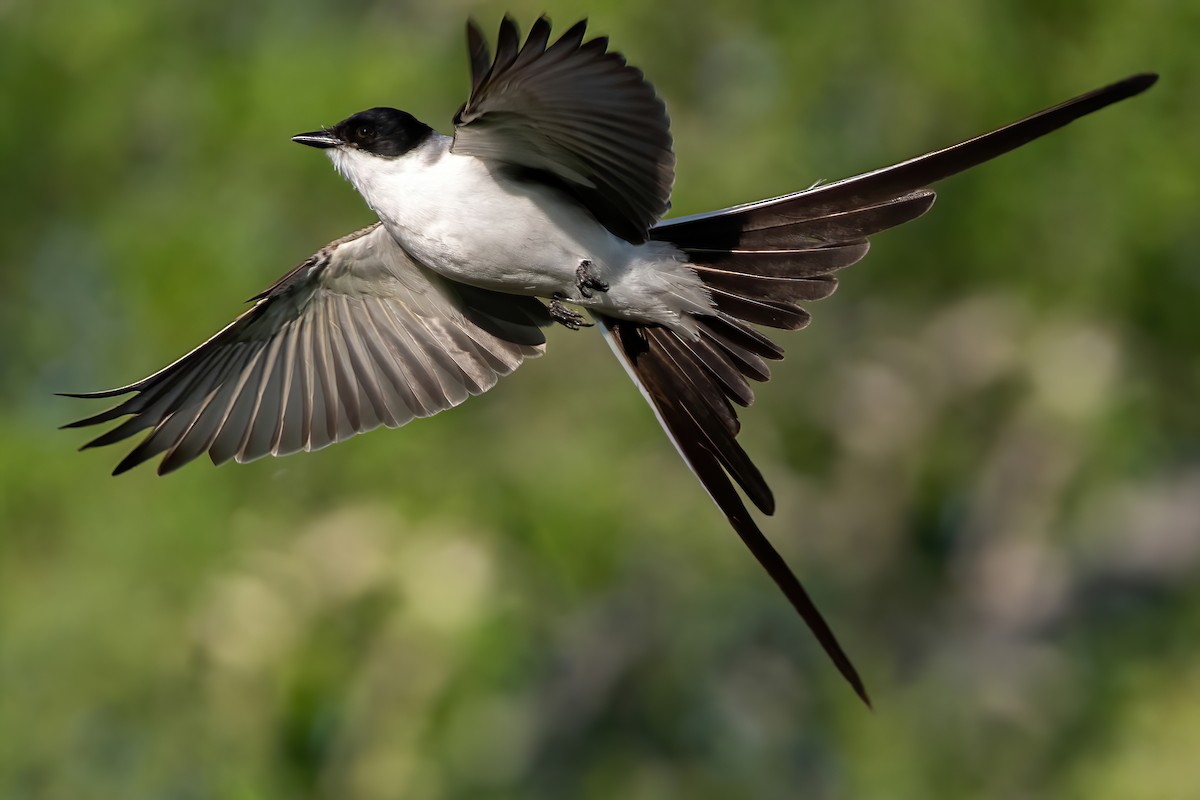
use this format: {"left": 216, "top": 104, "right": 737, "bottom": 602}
{"left": 548, "top": 293, "right": 592, "bottom": 330}
{"left": 576, "top": 259, "right": 609, "bottom": 299}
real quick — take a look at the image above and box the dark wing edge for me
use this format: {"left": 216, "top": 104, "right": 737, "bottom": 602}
{"left": 452, "top": 16, "right": 675, "bottom": 244}
{"left": 61, "top": 223, "right": 549, "bottom": 476}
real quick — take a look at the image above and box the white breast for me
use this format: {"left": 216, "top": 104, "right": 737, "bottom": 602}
{"left": 329, "top": 135, "right": 710, "bottom": 330}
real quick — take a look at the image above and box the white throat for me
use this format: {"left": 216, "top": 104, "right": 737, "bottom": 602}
{"left": 320, "top": 133, "right": 709, "bottom": 332}
{"left": 326, "top": 133, "right": 452, "bottom": 215}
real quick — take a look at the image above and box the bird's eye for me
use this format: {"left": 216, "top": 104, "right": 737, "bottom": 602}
{"left": 356, "top": 124, "right": 375, "bottom": 141}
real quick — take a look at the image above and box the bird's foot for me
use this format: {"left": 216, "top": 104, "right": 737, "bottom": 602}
{"left": 548, "top": 293, "right": 592, "bottom": 330}
{"left": 575, "top": 260, "right": 609, "bottom": 299}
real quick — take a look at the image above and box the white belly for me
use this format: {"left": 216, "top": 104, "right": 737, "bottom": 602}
{"left": 331, "top": 137, "right": 710, "bottom": 328}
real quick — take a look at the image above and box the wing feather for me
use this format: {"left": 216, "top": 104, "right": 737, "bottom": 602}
{"left": 453, "top": 16, "right": 674, "bottom": 243}
{"left": 63, "top": 224, "right": 547, "bottom": 473}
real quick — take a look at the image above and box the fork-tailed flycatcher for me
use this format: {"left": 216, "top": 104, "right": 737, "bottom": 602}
{"left": 63, "top": 16, "right": 1157, "bottom": 706}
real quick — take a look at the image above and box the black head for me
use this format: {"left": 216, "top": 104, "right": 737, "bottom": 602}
{"left": 292, "top": 108, "right": 433, "bottom": 157}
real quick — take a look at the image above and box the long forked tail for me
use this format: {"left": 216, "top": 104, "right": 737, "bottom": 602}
{"left": 598, "top": 73, "right": 1157, "bottom": 705}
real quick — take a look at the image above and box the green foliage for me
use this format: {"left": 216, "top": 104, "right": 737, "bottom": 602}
{"left": 2, "top": 0, "right": 1198, "bottom": 797}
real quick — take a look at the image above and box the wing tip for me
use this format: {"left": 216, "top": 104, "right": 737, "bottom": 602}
{"left": 111, "top": 451, "right": 144, "bottom": 476}
{"left": 61, "top": 405, "right": 129, "bottom": 431}
{"left": 498, "top": 14, "right": 519, "bottom": 40}
{"left": 547, "top": 18, "right": 589, "bottom": 56}
{"left": 56, "top": 386, "right": 139, "bottom": 400}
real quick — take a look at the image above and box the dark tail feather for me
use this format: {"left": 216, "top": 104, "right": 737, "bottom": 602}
{"left": 597, "top": 176, "right": 945, "bottom": 710}
{"left": 599, "top": 315, "right": 870, "bottom": 706}
{"left": 609, "top": 74, "right": 1156, "bottom": 704}
{"left": 653, "top": 73, "right": 1155, "bottom": 252}
{"left": 596, "top": 197, "right": 927, "bottom": 704}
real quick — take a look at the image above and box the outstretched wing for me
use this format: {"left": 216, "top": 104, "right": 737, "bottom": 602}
{"left": 452, "top": 16, "right": 674, "bottom": 244}
{"left": 63, "top": 223, "right": 549, "bottom": 475}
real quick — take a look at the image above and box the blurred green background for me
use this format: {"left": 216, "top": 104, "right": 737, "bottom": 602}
{"left": 2, "top": 0, "right": 1198, "bottom": 797}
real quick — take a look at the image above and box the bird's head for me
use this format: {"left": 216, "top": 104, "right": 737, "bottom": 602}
{"left": 292, "top": 108, "right": 434, "bottom": 184}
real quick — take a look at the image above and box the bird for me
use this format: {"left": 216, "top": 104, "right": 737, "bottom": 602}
{"left": 62, "top": 15, "right": 1156, "bottom": 706}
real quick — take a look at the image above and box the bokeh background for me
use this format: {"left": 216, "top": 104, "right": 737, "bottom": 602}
{"left": 2, "top": 0, "right": 1198, "bottom": 797}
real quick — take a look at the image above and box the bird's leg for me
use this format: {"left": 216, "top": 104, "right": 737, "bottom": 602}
{"left": 575, "top": 259, "right": 609, "bottom": 299}
{"left": 548, "top": 261, "right": 605, "bottom": 329}
{"left": 548, "top": 293, "right": 592, "bottom": 330}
